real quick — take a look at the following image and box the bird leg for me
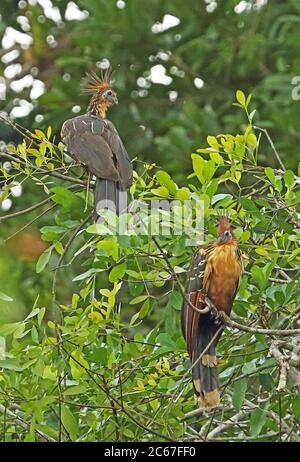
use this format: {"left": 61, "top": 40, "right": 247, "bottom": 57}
{"left": 84, "top": 172, "right": 91, "bottom": 212}
{"left": 205, "top": 297, "right": 226, "bottom": 325}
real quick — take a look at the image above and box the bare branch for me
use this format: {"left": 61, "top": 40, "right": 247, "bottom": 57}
{"left": 254, "top": 126, "right": 285, "bottom": 171}
{"left": 270, "top": 342, "right": 300, "bottom": 391}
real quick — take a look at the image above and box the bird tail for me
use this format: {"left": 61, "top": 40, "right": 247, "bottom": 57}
{"left": 94, "top": 178, "right": 128, "bottom": 222}
{"left": 192, "top": 315, "right": 220, "bottom": 409}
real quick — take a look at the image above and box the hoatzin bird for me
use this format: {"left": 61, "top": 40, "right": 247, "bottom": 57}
{"left": 61, "top": 69, "right": 133, "bottom": 222}
{"left": 181, "top": 217, "right": 243, "bottom": 409}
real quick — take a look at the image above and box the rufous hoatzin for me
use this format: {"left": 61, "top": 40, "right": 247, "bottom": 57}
{"left": 181, "top": 217, "right": 243, "bottom": 409}
{"left": 61, "top": 69, "right": 133, "bottom": 222}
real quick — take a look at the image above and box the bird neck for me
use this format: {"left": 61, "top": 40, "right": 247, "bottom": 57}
{"left": 88, "top": 97, "right": 111, "bottom": 119}
{"left": 97, "top": 101, "right": 111, "bottom": 119}
{"left": 215, "top": 238, "right": 237, "bottom": 248}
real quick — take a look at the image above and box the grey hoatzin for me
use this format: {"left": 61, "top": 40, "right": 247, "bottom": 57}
{"left": 61, "top": 69, "right": 133, "bottom": 222}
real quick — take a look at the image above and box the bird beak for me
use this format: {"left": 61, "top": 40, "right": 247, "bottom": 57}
{"left": 217, "top": 232, "right": 232, "bottom": 245}
{"left": 113, "top": 94, "right": 118, "bottom": 105}
{"left": 217, "top": 236, "right": 226, "bottom": 245}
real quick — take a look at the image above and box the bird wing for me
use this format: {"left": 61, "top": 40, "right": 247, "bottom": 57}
{"left": 61, "top": 113, "right": 132, "bottom": 184}
{"left": 102, "top": 120, "right": 133, "bottom": 188}
{"left": 181, "top": 246, "right": 208, "bottom": 360}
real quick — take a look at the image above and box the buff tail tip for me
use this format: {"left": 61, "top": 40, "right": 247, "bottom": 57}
{"left": 196, "top": 389, "right": 220, "bottom": 409}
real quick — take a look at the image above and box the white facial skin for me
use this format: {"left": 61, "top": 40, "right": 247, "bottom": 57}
{"left": 102, "top": 89, "right": 118, "bottom": 105}
{"left": 217, "top": 229, "right": 233, "bottom": 245}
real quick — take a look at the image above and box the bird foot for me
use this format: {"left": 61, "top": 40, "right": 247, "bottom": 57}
{"left": 204, "top": 297, "right": 226, "bottom": 325}
{"left": 211, "top": 310, "right": 226, "bottom": 325}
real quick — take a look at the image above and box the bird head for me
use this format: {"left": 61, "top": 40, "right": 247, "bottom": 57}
{"left": 216, "top": 216, "right": 235, "bottom": 245}
{"left": 82, "top": 68, "right": 118, "bottom": 117}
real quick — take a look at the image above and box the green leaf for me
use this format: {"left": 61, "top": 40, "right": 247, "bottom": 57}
{"left": 37, "top": 308, "right": 45, "bottom": 326}
{"left": 232, "top": 379, "right": 247, "bottom": 411}
{"left": 31, "top": 326, "right": 39, "bottom": 343}
{"left": 155, "top": 170, "right": 177, "bottom": 195}
{"left": 247, "top": 133, "right": 257, "bottom": 149}
{"left": 265, "top": 167, "right": 275, "bottom": 185}
{"left": 0, "top": 322, "right": 25, "bottom": 337}
{"left": 71, "top": 294, "right": 80, "bottom": 309}
{"left": 129, "top": 312, "right": 140, "bottom": 326}
{"left": 36, "top": 247, "right": 52, "bottom": 273}
{"left": 175, "top": 187, "right": 190, "bottom": 201}
{"left": 191, "top": 154, "right": 205, "bottom": 184}
{"left": 96, "top": 237, "right": 119, "bottom": 261}
{"left": 42, "top": 365, "right": 57, "bottom": 381}
{"left": 165, "top": 302, "right": 177, "bottom": 336}
{"left": 156, "top": 333, "right": 177, "bottom": 352}
{"left": 61, "top": 405, "right": 78, "bottom": 441}
{"left": 50, "top": 187, "right": 84, "bottom": 218}
{"left": 72, "top": 268, "right": 102, "bottom": 282}
{"left": 209, "top": 151, "right": 223, "bottom": 165}
{"left": 236, "top": 90, "right": 246, "bottom": 107}
{"left": 139, "top": 298, "right": 150, "bottom": 318}
{"left": 109, "top": 262, "right": 127, "bottom": 283}
{"left": 202, "top": 160, "right": 216, "bottom": 183}
{"left": 25, "top": 308, "right": 40, "bottom": 321}
{"left": 0, "top": 291, "right": 13, "bottom": 302}
{"left": 250, "top": 408, "right": 267, "bottom": 437}
{"left": 130, "top": 295, "right": 149, "bottom": 305}
{"left": 284, "top": 170, "right": 295, "bottom": 189}
{"left": 251, "top": 265, "right": 266, "bottom": 289}
{"left": 34, "top": 129, "right": 45, "bottom": 139}
{"left": 63, "top": 385, "right": 87, "bottom": 396}
{"left": 69, "top": 351, "right": 89, "bottom": 379}
{"left": 207, "top": 136, "right": 219, "bottom": 149}
{"left": 55, "top": 242, "right": 64, "bottom": 255}
{"left": 292, "top": 396, "right": 300, "bottom": 418}
{"left": 170, "top": 291, "right": 182, "bottom": 310}
{"left": 240, "top": 197, "right": 260, "bottom": 214}
{"left": 246, "top": 93, "right": 252, "bottom": 107}
{"left": 0, "top": 360, "right": 23, "bottom": 371}
{"left": 151, "top": 186, "right": 169, "bottom": 197}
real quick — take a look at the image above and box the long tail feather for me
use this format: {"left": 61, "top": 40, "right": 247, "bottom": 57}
{"left": 192, "top": 314, "right": 220, "bottom": 409}
{"left": 94, "top": 178, "right": 128, "bottom": 222}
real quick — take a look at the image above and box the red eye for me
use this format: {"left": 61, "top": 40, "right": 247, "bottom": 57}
{"left": 107, "top": 90, "right": 112, "bottom": 96}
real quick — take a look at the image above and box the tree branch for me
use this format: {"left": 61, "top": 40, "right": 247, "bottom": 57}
{"left": 0, "top": 403, "right": 55, "bottom": 442}
{"left": 270, "top": 342, "right": 300, "bottom": 391}
{"left": 205, "top": 297, "right": 300, "bottom": 337}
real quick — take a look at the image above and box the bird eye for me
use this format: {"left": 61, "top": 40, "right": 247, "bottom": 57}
{"left": 106, "top": 90, "right": 112, "bottom": 96}
{"left": 224, "top": 230, "right": 231, "bottom": 237}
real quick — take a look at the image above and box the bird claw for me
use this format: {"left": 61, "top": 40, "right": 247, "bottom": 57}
{"left": 210, "top": 308, "right": 226, "bottom": 325}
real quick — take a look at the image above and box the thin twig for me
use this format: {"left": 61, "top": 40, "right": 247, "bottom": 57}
{"left": 5, "top": 203, "right": 57, "bottom": 242}
{"left": 62, "top": 347, "right": 174, "bottom": 442}
{"left": 0, "top": 403, "right": 55, "bottom": 442}
{"left": 254, "top": 126, "right": 285, "bottom": 171}
{"left": 52, "top": 215, "right": 91, "bottom": 319}
{"left": 0, "top": 197, "right": 52, "bottom": 222}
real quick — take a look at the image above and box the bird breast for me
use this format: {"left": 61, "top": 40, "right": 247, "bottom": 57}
{"left": 204, "top": 243, "right": 242, "bottom": 315}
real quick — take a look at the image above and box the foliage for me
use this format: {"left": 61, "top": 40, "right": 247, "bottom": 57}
{"left": 1, "top": 0, "right": 300, "bottom": 177}
{"left": 1, "top": 0, "right": 300, "bottom": 339}
{"left": 0, "top": 93, "right": 299, "bottom": 442}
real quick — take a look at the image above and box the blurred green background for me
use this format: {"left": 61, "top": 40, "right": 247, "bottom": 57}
{"left": 1, "top": 0, "right": 299, "bottom": 322}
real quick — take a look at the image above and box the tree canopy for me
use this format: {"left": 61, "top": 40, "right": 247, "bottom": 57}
{"left": 0, "top": 0, "right": 299, "bottom": 443}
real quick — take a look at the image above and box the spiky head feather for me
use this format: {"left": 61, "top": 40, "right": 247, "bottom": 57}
{"left": 217, "top": 216, "right": 231, "bottom": 235}
{"left": 81, "top": 68, "right": 114, "bottom": 96}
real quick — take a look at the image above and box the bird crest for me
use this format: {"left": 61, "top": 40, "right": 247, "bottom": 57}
{"left": 217, "top": 215, "right": 231, "bottom": 235}
{"left": 81, "top": 68, "right": 114, "bottom": 95}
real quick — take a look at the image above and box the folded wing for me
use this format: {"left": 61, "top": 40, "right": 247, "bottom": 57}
{"left": 61, "top": 113, "right": 132, "bottom": 187}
